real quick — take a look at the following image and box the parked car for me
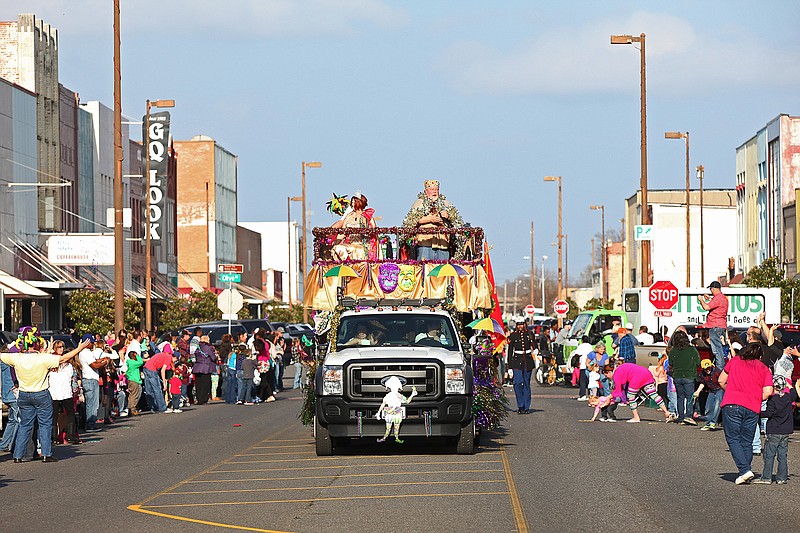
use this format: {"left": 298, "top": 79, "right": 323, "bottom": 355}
{"left": 39, "top": 332, "right": 79, "bottom": 351}
{"left": 286, "top": 323, "right": 313, "bottom": 339}
{"left": 237, "top": 319, "right": 274, "bottom": 334}
{"left": 182, "top": 321, "right": 247, "bottom": 346}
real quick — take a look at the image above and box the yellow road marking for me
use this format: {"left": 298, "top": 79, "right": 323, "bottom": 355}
{"left": 234, "top": 451, "right": 317, "bottom": 457}
{"left": 183, "top": 469, "right": 506, "bottom": 484}
{"left": 258, "top": 438, "right": 313, "bottom": 443}
{"left": 128, "top": 505, "right": 294, "bottom": 533}
{"left": 166, "top": 479, "right": 507, "bottom": 496}
{"left": 141, "top": 491, "right": 510, "bottom": 509}
{"left": 131, "top": 425, "right": 296, "bottom": 508}
{"left": 209, "top": 459, "right": 502, "bottom": 473}
{"left": 224, "top": 452, "right": 500, "bottom": 464}
{"left": 500, "top": 439, "right": 529, "bottom": 533}
{"left": 250, "top": 444, "right": 314, "bottom": 449}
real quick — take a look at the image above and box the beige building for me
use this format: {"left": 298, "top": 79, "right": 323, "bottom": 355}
{"left": 623, "top": 189, "right": 737, "bottom": 291}
{"left": 174, "top": 135, "right": 238, "bottom": 291}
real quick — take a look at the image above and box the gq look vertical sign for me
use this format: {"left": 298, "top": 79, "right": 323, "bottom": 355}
{"left": 143, "top": 111, "right": 170, "bottom": 241}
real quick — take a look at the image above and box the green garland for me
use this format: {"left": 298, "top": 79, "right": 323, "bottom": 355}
{"left": 402, "top": 192, "right": 467, "bottom": 260}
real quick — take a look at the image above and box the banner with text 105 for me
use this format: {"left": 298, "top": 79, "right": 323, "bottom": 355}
{"left": 142, "top": 111, "right": 170, "bottom": 242}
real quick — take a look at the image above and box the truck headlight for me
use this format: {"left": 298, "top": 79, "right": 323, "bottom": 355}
{"left": 322, "top": 366, "right": 343, "bottom": 395}
{"left": 445, "top": 365, "right": 465, "bottom": 394}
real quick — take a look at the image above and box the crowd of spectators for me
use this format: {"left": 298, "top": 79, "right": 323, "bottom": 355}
{"left": 0, "top": 325, "right": 310, "bottom": 462}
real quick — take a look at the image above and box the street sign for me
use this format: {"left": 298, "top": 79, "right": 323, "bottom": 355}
{"left": 649, "top": 280, "right": 679, "bottom": 310}
{"left": 654, "top": 310, "right": 673, "bottom": 317}
{"left": 553, "top": 300, "right": 569, "bottom": 316}
{"left": 524, "top": 304, "right": 535, "bottom": 315}
{"left": 218, "top": 263, "right": 244, "bottom": 274}
{"left": 217, "top": 272, "right": 241, "bottom": 283}
{"left": 634, "top": 225, "right": 653, "bottom": 241}
{"left": 217, "top": 288, "right": 244, "bottom": 315}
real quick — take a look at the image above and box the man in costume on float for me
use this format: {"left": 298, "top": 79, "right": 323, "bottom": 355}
{"left": 402, "top": 179, "right": 464, "bottom": 261}
{"left": 375, "top": 376, "right": 417, "bottom": 443}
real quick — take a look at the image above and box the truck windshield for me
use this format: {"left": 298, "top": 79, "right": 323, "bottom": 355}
{"left": 336, "top": 314, "right": 459, "bottom": 351}
{"left": 569, "top": 313, "right": 591, "bottom": 340}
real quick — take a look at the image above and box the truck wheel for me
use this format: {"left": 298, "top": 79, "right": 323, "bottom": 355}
{"left": 315, "top": 417, "right": 334, "bottom": 456}
{"left": 457, "top": 420, "right": 475, "bottom": 455}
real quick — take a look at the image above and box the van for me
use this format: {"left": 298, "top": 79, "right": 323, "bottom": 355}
{"left": 560, "top": 309, "right": 628, "bottom": 372}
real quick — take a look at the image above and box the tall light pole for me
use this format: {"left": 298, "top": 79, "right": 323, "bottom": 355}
{"left": 697, "top": 165, "right": 705, "bottom": 286}
{"left": 611, "top": 33, "right": 649, "bottom": 286}
{"left": 541, "top": 255, "right": 548, "bottom": 312}
{"left": 666, "top": 131, "right": 690, "bottom": 287}
{"left": 590, "top": 205, "right": 606, "bottom": 301}
{"left": 300, "top": 161, "right": 322, "bottom": 324}
{"left": 530, "top": 222, "right": 535, "bottom": 306}
{"left": 287, "top": 196, "right": 302, "bottom": 304}
{"left": 514, "top": 279, "right": 523, "bottom": 316}
{"left": 144, "top": 98, "right": 175, "bottom": 332}
{"left": 543, "top": 176, "right": 562, "bottom": 300}
{"left": 564, "top": 234, "right": 569, "bottom": 301}
{"left": 620, "top": 218, "right": 626, "bottom": 289}
{"left": 113, "top": 0, "right": 124, "bottom": 332}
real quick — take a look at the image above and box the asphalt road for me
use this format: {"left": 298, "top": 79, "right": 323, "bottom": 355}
{"left": 2, "top": 377, "right": 798, "bottom": 532}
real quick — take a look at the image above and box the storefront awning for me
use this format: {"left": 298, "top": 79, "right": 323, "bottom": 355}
{"left": 0, "top": 270, "right": 52, "bottom": 299}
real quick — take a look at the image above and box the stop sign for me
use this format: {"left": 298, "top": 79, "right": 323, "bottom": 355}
{"left": 649, "top": 280, "right": 679, "bottom": 310}
{"left": 553, "top": 300, "right": 569, "bottom": 316}
{"left": 524, "top": 304, "right": 535, "bottom": 315}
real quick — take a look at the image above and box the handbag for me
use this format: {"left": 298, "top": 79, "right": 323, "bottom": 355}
{"left": 253, "top": 372, "right": 261, "bottom": 386}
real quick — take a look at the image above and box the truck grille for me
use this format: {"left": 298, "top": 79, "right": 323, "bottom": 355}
{"left": 347, "top": 362, "right": 441, "bottom": 400}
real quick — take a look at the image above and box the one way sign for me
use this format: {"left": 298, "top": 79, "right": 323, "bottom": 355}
{"left": 634, "top": 225, "right": 653, "bottom": 241}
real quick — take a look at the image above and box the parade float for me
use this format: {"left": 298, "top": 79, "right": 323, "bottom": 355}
{"left": 299, "top": 196, "right": 507, "bottom": 455}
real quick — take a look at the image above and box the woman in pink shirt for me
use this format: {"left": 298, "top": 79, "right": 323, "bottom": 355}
{"left": 718, "top": 342, "right": 774, "bottom": 485}
{"left": 612, "top": 363, "right": 671, "bottom": 423}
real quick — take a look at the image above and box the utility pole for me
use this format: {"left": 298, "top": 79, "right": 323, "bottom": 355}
{"left": 113, "top": 0, "right": 124, "bottom": 332}
{"left": 530, "top": 222, "right": 535, "bottom": 306}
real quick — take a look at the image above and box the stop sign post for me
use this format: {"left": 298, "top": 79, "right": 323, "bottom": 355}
{"left": 217, "top": 288, "right": 244, "bottom": 333}
{"left": 649, "top": 280, "right": 679, "bottom": 315}
{"left": 553, "top": 300, "right": 569, "bottom": 317}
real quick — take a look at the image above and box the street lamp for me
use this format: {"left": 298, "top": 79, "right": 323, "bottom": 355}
{"left": 666, "top": 131, "right": 690, "bottom": 287}
{"left": 144, "top": 98, "right": 175, "bottom": 332}
{"left": 543, "top": 176, "right": 562, "bottom": 301}
{"left": 301, "top": 161, "right": 322, "bottom": 323}
{"left": 611, "top": 33, "right": 650, "bottom": 286}
{"left": 590, "top": 205, "right": 606, "bottom": 301}
{"left": 540, "top": 255, "right": 548, "bottom": 312}
{"left": 514, "top": 279, "right": 525, "bottom": 316}
{"left": 287, "top": 196, "right": 302, "bottom": 304}
{"left": 697, "top": 165, "right": 705, "bottom": 286}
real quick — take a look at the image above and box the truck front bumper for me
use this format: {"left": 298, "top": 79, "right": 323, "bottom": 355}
{"left": 317, "top": 396, "right": 473, "bottom": 437}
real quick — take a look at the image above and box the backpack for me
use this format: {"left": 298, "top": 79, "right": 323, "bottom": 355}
{"left": 570, "top": 352, "right": 581, "bottom": 368}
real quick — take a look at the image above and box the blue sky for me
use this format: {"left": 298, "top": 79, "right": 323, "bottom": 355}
{"left": 6, "top": 1, "right": 800, "bottom": 284}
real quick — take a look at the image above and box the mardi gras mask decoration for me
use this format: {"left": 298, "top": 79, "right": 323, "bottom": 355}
{"left": 398, "top": 265, "right": 416, "bottom": 293}
{"left": 301, "top": 334, "right": 314, "bottom": 347}
{"left": 378, "top": 263, "right": 400, "bottom": 293}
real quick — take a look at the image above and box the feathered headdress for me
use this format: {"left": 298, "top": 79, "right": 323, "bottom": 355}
{"left": 326, "top": 193, "right": 350, "bottom": 217}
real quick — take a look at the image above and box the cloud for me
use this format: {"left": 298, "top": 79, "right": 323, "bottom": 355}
{"left": 3, "top": 0, "right": 409, "bottom": 38}
{"left": 433, "top": 11, "right": 800, "bottom": 96}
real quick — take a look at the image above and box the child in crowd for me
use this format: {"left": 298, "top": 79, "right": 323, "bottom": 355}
{"left": 588, "top": 394, "right": 617, "bottom": 422}
{"left": 754, "top": 375, "right": 799, "bottom": 484}
{"left": 597, "top": 364, "right": 618, "bottom": 422}
{"left": 694, "top": 359, "right": 723, "bottom": 430}
{"left": 239, "top": 354, "right": 257, "bottom": 405}
{"left": 167, "top": 367, "right": 183, "bottom": 413}
{"left": 587, "top": 363, "right": 601, "bottom": 397}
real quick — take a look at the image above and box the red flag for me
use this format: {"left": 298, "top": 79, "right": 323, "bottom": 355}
{"left": 483, "top": 242, "right": 506, "bottom": 352}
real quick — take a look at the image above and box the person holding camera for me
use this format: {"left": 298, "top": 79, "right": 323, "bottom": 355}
{"left": 698, "top": 281, "right": 729, "bottom": 369}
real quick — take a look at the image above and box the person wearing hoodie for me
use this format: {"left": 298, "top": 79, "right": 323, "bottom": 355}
{"left": 191, "top": 335, "right": 218, "bottom": 405}
{"left": 753, "top": 375, "right": 800, "bottom": 484}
